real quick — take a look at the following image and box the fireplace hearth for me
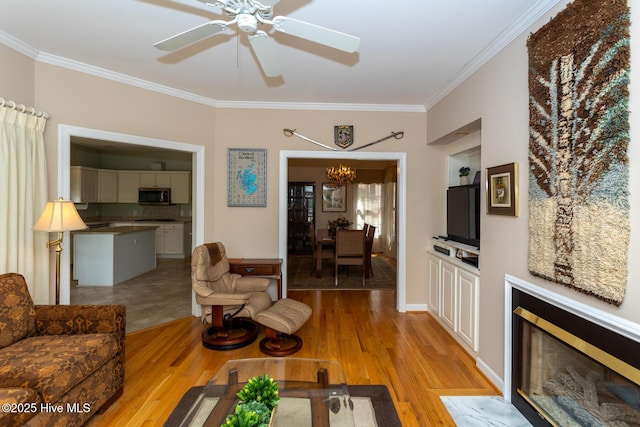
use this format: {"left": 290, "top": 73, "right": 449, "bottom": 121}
{"left": 505, "top": 275, "right": 640, "bottom": 426}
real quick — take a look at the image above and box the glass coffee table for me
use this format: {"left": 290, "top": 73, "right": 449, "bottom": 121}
{"left": 177, "top": 358, "right": 355, "bottom": 427}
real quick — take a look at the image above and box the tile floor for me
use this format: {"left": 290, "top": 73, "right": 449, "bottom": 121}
{"left": 71, "top": 258, "right": 193, "bottom": 333}
{"left": 441, "top": 396, "right": 532, "bottom": 426}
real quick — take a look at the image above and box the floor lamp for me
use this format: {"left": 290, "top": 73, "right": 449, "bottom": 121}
{"left": 33, "top": 198, "right": 87, "bottom": 304}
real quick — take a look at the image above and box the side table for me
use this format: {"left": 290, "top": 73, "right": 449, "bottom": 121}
{"left": 228, "top": 258, "right": 283, "bottom": 299}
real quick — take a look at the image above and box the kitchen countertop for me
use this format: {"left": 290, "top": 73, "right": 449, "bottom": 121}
{"left": 75, "top": 226, "right": 159, "bottom": 234}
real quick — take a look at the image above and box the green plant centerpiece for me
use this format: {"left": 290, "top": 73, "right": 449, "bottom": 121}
{"left": 221, "top": 374, "right": 280, "bottom": 427}
{"left": 334, "top": 216, "right": 352, "bottom": 229}
{"left": 459, "top": 166, "right": 471, "bottom": 177}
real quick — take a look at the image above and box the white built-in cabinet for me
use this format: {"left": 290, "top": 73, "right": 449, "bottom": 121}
{"left": 116, "top": 171, "right": 141, "bottom": 202}
{"left": 71, "top": 167, "right": 191, "bottom": 204}
{"left": 98, "top": 170, "right": 118, "bottom": 202}
{"left": 138, "top": 171, "right": 191, "bottom": 204}
{"left": 70, "top": 166, "right": 98, "bottom": 203}
{"left": 427, "top": 244, "right": 480, "bottom": 355}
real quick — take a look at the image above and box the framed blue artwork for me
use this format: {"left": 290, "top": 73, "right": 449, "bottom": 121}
{"left": 227, "top": 148, "right": 267, "bottom": 207}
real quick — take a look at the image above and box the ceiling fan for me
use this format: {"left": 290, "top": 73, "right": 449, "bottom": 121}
{"left": 154, "top": 0, "right": 360, "bottom": 77}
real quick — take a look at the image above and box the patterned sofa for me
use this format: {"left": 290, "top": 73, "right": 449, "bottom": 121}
{"left": 0, "top": 273, "right": 125, "bottom": 427}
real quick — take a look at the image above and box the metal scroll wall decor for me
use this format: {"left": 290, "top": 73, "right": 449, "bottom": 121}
{"left": 527, "top": 0, "right": 630, "bottom": 305}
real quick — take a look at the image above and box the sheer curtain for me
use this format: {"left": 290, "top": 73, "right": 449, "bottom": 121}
{"left": 352, "top": 183, "right": 384, "bottom": 255}
{"left": 0, "top": 106, "right": 49, "bottom": 302}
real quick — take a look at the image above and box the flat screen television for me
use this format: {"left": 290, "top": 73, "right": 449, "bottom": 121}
{"left": 446, "top": 184, "right": 480, "bottom": 248}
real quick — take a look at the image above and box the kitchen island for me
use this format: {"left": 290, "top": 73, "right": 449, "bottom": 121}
{"left": 74, "top": 226, "right": 157, "bottom": 286}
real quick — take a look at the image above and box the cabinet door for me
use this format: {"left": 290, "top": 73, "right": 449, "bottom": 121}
{"left": 155, "top": 173, "right": 171, "bottom": 188}
{"left": 98, "top": 170, "right": 118, "bottom": 202}
{"left": 71, "top": 167, "right": 98, "bottom": 203}
{"left": 440, "top": 261, "right": 456, "bottom": 331}
{"left": 427, "top": 254, "right": 441, "bottom": 313}
{"left": 169, "top": 172, "right": 191, "bottom": 204}
{"left": 117, "top": 172, "right": 140, "bottom": 202}
{"left": 155, "top": 225, "right": 165, "bottom": 254}
{"left": 183, "top": 222, "right": 192, "bottom": 257}
{"left": 457, "top": 269, "right": 479, "bottom": 352}
{"left": 139, "top": 172, "right": 156, "bottom": 187}
{"left": 163, "top": 229, "right": 184, "bottom": 254}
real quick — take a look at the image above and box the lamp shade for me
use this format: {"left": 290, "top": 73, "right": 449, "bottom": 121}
{"left": 33, "top": 198, "right": 88, "bottom": 232}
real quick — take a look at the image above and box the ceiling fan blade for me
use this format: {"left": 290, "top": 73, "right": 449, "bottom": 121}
{"left": 272, "top": 17, "right": 360, "bottom": 53}
{"left": 255, "top": 0, "right": 280, "bottom": 6}
{"left": 154, "top": 21, "right": 228, "bottom": 51}
{"left": 248, "top": 31, "right": 282, "bottom": 77}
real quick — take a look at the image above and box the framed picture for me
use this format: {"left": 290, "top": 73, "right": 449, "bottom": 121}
{"left": 322, "top": 183, "right": 347, "bottom": 212}
{"left": 486, "top": 162, "right": 518, "bottom": 216}
{"left": 227, "top": 148, "right": 267, "bottom": 207}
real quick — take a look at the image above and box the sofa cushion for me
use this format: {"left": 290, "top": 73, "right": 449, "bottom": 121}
{"left": 0, "top": 387, "right": 42, "bottom": 427}
{"left": 0, "top": 273, "right": 36, "bottom": 349}
{"left": 0, "top": 333, "right": 118, "bottom": 403}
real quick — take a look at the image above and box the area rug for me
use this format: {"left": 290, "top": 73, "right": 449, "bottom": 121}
{"left": 527, "top": 0, "right": 630, "bottom": 305}
{"left": 287, "top": 255, "right": 396, "bottom": 290}
{"left": 164, "top": 384, "right": 401, "bottom": 427}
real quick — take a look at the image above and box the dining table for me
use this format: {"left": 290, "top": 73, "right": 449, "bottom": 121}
{"left": 315, "top": 228, "right": 335, "bottom": 278}
{"left": 315, "top": 228, "right": 373, "bottom": 279}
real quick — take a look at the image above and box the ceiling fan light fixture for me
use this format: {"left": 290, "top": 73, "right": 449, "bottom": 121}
{"left": 237, "top": 13, "right": 258, "bottom": 33}
{"left": 326, "top": 164, "right": 356, "bottom": 186}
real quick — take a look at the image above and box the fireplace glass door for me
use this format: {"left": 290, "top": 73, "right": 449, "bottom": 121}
{"left": 515, "top": 307, "right": 640, "bottom": 426}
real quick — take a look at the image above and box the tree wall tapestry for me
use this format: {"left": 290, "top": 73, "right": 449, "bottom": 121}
{"left": 527, "top": 0, "right": 630, "bottom": 305}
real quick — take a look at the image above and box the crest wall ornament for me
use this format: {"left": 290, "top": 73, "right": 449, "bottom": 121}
{"left": 283, "top": 128, "right": 403, "bottom": 151}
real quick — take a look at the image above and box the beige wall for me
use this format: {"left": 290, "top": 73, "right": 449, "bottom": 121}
{"left": 212, "top": 108, "right": 432, "bottom": 303}
{"left": 1, "top": 44, "right": 35, "bottom": 105}
{"left": 1, "top": 48, "right": 433, "bottom": 305}
{"left": 428, "top": 0, "right": 640, "bottom": 383}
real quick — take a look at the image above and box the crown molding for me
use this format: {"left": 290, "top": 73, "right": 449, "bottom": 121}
{"left": 0, "top": 30, "right": 39, "bottom": 59}
{"left": 1, "top": 29, "right": 424, "bottom": 113}
{"left": 2, "top": 0, "right": 562, "bottom": 114}
{"left": 36, "top": 52, "right": 218, "bottom": 108}
{"left": 215, "top": 100, "right": 426, "bottom": 113}
{"left": 425, "top": 0, "right": 563, "bottom": 110}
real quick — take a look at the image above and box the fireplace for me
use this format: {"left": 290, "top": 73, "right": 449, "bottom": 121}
{"left": 505, "top": 275, "right": 640, "bottom": 426}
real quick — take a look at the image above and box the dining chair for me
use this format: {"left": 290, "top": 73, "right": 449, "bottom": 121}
{"left": 310, "top": 223, "right": 334, "bottom": 275}
{"left": 364, "top": 225, "right": 376, "bottom": 278}
{"left": 334, "top": 229, "right": 365, "bottom": 286}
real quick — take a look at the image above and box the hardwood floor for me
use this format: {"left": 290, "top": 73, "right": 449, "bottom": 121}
{"left": 86, "top": 290, "right": 499, "bottom": 426}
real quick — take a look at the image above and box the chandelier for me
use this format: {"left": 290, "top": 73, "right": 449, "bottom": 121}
{"left": 326, "top": 164, "right": 356, "bottom": 186}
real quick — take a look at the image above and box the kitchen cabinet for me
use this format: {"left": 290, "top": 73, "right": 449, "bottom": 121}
{"left": 98, "top": 170, "right": 118, "bottom": 202}
{"left": 74, "top": 168, "right": 190, "bottom": 204}
{"left": 117, "top": 172, "right": 140, "bottom": 202}
{"left": 169, "top": 172, "right": 191, "bottom": 204}
{"left": 110, "top": 221, "right": 190, "bottom": 258}
{"left": 134, "top": 171, "right": 191, "bottom": 204}
{"left": 161, "top": 223, "right": 184, "bottom": 255}
{"left": 74, "top": 226, "right": 156, "bottom": 286}
{"left": 139, "top": 172, "right": 171, "bottom": 188}
{"left": 183, "top": 222, "right": 192, "bottom": 257}
{"left": 427, "top": 248, "right": 480, "bottom": 355}
{"left": 70, "top": 166, "right": 98, "bottom": 203}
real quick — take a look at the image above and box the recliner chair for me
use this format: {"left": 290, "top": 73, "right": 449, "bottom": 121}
{"left": 191, "top": 242, "right": 273, "bottom": 350}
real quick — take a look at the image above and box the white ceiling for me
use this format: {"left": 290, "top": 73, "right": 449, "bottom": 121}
{"left": 0, "top": 0, "right": 561, "bottom": 110}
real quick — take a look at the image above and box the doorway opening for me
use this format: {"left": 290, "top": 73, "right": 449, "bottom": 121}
{"left": 279, "top": 150, "right": 407, "bottom": 312}
{"left": 57, "top": 125, "right": 205, "bottom": 320}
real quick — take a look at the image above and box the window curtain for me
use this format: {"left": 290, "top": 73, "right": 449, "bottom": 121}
{"left": 0, "top": 106, "right": 49, "bottom": 302}
{"left": 352, "top": 183, "right": 386, "bottom": 255}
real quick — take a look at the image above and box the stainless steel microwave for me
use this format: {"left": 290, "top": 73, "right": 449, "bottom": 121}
{"left": 138, "top": 188, "right": 171, "bottom": 205}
